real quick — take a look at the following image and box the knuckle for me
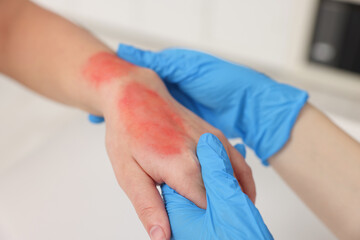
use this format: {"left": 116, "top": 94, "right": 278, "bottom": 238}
{"left": 163, "top": 152, "right": 201, "bottom": 186}
{"left": 136, "top": 204, "right": 157, "bottom": 221}
{"left": 238, "top": 165, "right": 253, "bottom": 179}
{"left": 243, "top": 164, "right": 253, "bottom": 176}
{"left": 212, "top": 129, "right": 226, "bottom": 142}
{"left": 142, "top": 67, "right": 158, "bottom": 78}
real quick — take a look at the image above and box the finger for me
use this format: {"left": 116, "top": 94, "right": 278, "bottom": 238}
{"left": 163, "top": 152, "right": 207, "bottom": 209}
{"left": 197, "top": 133, "right": 246, "bottom": 202}
{"left": 88, "top": 114, "right": 104, "bottom": 123}
{"left": 229, "top": 144, "right": 257, "bottom": 203}
{"left": 117, "top": 44, "right": 180, "bottom": 82}
{"left": 197, "top": 134, "right": 273, "bottom": 238}
{"left": 117, "top": 44, "right": 159, "bottom": 70}
{"left": 117, "top": 160, "right": 171, "bottom": 240}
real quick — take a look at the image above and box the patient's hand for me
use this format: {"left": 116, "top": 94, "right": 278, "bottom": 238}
{"left": 83, "top": 52, "right": 255, "bottom": 240}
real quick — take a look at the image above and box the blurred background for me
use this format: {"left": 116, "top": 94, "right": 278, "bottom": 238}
{"left": 0, "top": 0, "right": 359, "bottom": 239}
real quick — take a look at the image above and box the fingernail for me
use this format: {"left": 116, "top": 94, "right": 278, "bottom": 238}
{"left": 150, "top": 225, "right": 166, "bottom": 240}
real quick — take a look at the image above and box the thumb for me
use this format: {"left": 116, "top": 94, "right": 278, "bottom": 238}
{"left": 117, "top": 44, "right": 160, "bottom": 71}
{"left": 117, "top": 44, "right": 179, "bottom": 81}
{"left": 197, "top": 134, "right": 274, "bottom": 239}
{"left": 197, "top": 133, "right": 245, "bottom": 202}
{"left": 119, "top": 161, "right": 171, "bottom": 240}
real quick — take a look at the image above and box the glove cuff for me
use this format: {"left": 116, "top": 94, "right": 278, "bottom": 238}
{"left": 261, "top": 90, "right": 308, "bottom": 166}
{"left": 238, "top": 84, "right": 308, "bottom": 166}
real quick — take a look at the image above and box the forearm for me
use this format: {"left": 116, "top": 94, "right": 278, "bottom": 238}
{"left": 269, "top": 103, "right": 360, "bottom": 240}
{"left": 0, "top": 0, "right": 127, "bottom": 115}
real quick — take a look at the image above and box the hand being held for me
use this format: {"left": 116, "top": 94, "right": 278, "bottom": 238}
{"left": 83, "top": 52, "right": 256, "bottom": 240}
{"left": 162, "top": 133, "right": 273, "bottom": 240}
{"left": 117, "top": 45, "right": 308, "bottom": 165}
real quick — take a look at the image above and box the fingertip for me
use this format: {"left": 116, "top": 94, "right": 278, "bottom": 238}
{"left": 88, "top": 114, "right": 104, "bottom": 124}
{"left": 197, "top": 133, "right": 224, "bottom": 157}
{"left": 149, "top": 225, "right": 168, "bottom": 240}
{"left": 228, "top": 145, "right": 257, "bottom": 204}
{"left": 117, "top": 44, "right": 137, "bottom": 65}
{"left": 234, "top": 143, "right": 246, "bottom": 158}
{"left": 198, "top": 132, "right": 218, "bottom": 143}
{"left": 196, "top": 133, "right": 232, "bottom": 175}
{"left": 120, "top": 164, "right": 171, "bottom": 240}
{"left": 117, "top": 43, "right": 135, "bottom": 55}
{"left": 139, "top": 195, "right": 171, "bottom": 240}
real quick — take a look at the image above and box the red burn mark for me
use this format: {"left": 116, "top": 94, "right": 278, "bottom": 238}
{"left": 119, "top": 82, "right": 186, "bottom": 156}
{"left": 82, "top": 52, "right": 134, "bottom": 88}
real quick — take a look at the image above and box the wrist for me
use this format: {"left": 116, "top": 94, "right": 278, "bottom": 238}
{"left": 84, "top": 74, "right": 136, "bottom": 117}
{"left": 91, "top": 67, "right": 163, "bottom": 120}
{"left": 80, "top": 51, "right": 144, "bottom": 117}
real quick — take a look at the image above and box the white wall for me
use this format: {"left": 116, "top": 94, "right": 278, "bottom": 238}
{"left": 32, "top": 0, "right": 360, "bottom": 104}
{"left": 34, "top": 0, "right": 306, "bottom": 69}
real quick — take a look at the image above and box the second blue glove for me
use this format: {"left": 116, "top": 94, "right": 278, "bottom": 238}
{"left": 117, "top": 45, "right": 308, "bottom": 165}
{"left": 161, "top": 133, "right": 273, "bottom": 240}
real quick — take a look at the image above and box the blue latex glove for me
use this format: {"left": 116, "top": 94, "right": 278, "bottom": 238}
{"left": 117, "top": 45, "right": 308, "bottom": 165}
{"left": 88, "top": 114, "right": 104, "bottom": 124}
{"left": 161, "top": 133, "right": 273, "bottom": 240}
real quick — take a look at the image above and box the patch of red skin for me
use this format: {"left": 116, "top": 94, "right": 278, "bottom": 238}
{"left": 119, "top": 82, "right": 187, "bottom": 156}
{"left": 82, "top": 52, "right": 134, "bottom": 88}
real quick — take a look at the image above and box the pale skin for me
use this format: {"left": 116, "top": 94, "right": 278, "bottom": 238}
{"left": 0, "top": 1, "right": 255, "bottom": 240}
{"left": 270, "top": 104, "right": 360, "bottom": 240}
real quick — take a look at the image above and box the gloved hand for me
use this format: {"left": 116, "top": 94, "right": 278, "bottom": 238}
{"left": 117, "top": 45, "right": 308, "bottom": 165}
{"left": 161, "top": 133, "right": 273, "bottom": 240}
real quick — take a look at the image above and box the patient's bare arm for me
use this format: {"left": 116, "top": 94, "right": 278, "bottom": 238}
{"left": 0, "top": 1, "right": 255, "bottom": 239}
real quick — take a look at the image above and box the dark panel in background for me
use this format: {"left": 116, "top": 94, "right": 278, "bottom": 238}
{"left": 309, "top": 0, "right": 360, "bottom": 74}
